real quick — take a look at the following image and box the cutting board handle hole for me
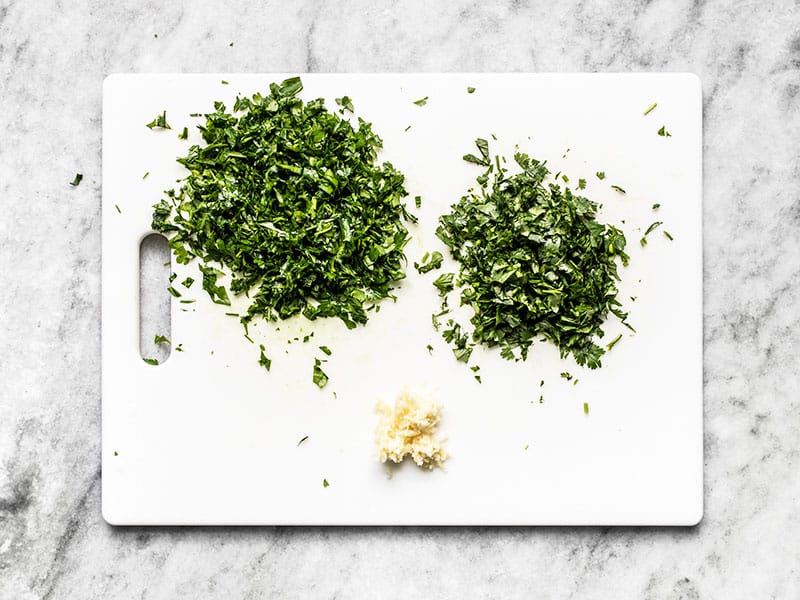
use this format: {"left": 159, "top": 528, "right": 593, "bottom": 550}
{"left": 139, "top": 233, "right": 171, "bottom": 365}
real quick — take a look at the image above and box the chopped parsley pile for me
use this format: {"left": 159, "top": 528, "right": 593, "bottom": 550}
{"left": 152, "top": 77, "right": 415, "bottom": 334}
{"left": 434, "top": 139, "right": 631, "bottom": 369}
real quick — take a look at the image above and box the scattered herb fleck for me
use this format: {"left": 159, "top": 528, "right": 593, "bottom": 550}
{"left": 258, "top": 344, "right": 271, "bottom": 372}
{"left": 583, "top": 402, "right": 589, "bottom": 415}
{"left": 142, "top": 171, "right": 150, "bottom": 180}
{"left": 560, "top": 371, "right": 573, "bottom": 381}
{"left": 297, "top": 435, "right": 309, "bottom": 446}
{"left": 657, "top": 125, "right": 672, "bottom": 137}
{"left": 182, "top": 276, "right": 194, "bottom": 288}
{"left": 578, "top": 178, "right": 587, "bottom": 190}
{"left": 70, "top": 173, "right": 83, "bottom": 187}
{"left": 178, "top": 127, "right": 188, "bottom": 140}
{"left": 663, "top": 230, "right": 674, "bottom": 241}
{"left": 414, "top": 251, "right": 444, "bottom": 274}
{"left": 426, "top": 344, "right": 433, "bottom": 354}
{"left": 415, "top": 195, "right": 422, "bottom": 209}
{"left": 115, "top": 204, "right": 121, "bottom": 214}
{"left": 467, "top": 86, "right": 476, "bottom": 94}
{"left": 313, "top": 358, "right": 329, "bottom": 388}
{"left": 323, "top": 478, "right": 330, "bottom": 488}
{"left": 643, "top": 102, "right": 657, "bottom": 116}
{"left": 142, "top": 357, "right": 159, "bottom": 365}
{"left": 335, "top": 96, "right": 355, "bottom": 113}
{"left": 432, "top": 272, "right": 454, "bottom": 296}
{"left": 221, "top": 80, "right": 229, "bottom": 85}
{"left": 596, "top": 171, "right": 606, "bottom": 180}
{"left": 146, "top": 111, "right": 171, "bottom": 130}
{"left": 154, "top": 334, "right": 170, "bottom": 345}
{"left": 652, "top": 203, "right": 660, "bottom": 210}
{"left": 413, "top": 96, "right": 429, "bottom": 106}
{"left": 167, "top": 286, "right": 181, "bottom": 298}
{"left": 611, "top": 185, "right": 626, "bottom": 194}
{"left": 404, "top": 125, "right": 411, "bottom": 132}
{"left": 606, "top": 333, "right": 622, "bottom": 351}
{"left": 319, "top": 345, "right": 332, "bottom": 356}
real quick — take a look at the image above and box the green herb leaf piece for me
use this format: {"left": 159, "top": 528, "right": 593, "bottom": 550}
{"left": 596, "top": 171, "right": 606, "bottom": 180}
{"left": 413, "top": 96, "right": 428, "bottom": 106}
{"left": 560, "top": 372, "right": 573, "bottom": 381}
{"left": 221, "top": 80, "right": 229, "bottom": 85}
{"left": 663, "top": 230, "right": 674, "bottom": 241}
{"left": 643, "top": 102, "right": 657, "bottom": 116}
{"left": 467, "top": 86, "right": 476, "bottom": 94}
{"left": 115, "top": 204, "right": 121, "bottom": 214}
{"left": 414, "top": 251, "right": 444, "bottom": 274}
{"left": 335, "top": 96, "right": 354, "bottom": 113}
{"left": 167, "top": 286, "right": 181, "bottom": 297}
{"left": 606, "top": 333, "right": 622, "bottom": 351}
{"left": 652, "top": 203, "right": 660, "bottom": 210}
{"left": 611, "top": 185, "right": 626, "bottom": 194}
{"left": 70, "top": 173, "right": 83, "bottom": 187}
{"left": 142, "top": 171, "right": 150, "bottom": 180}
{"left": 319, "top": 345, "right": 332, "bottom": 356}
{"left": 644, "top": 221, "right": 663, "bottom": 236}
{"left": 154, "top": 334, "right": 170, "bottom": 345}
{"left": 313, "top": 358, "right": 329, "bottom": 388}
{"left": 178, "top": 127, "right": 188, "bottom": 140}
{"left": 415, "top": 195, "right": 422, "bottom": 209}
{"left": 583, "top": 402, "right": 589, "bottom": 415}
{"left": 432, "top": 272, "right": 454, "bottom": 296}
{"left": 142, "top": 357, "right": 159, "bottom": 365}
{"left": 657, "top": 125, "right": 672, "bottom": 137}
{"left": 297, "top": 436, "right": 308, "bottom": 446}
{"left": 426, "top": 344, "right": 433, "bottom": 354}
{"left": 146, "top": 111, "right": 171, "bottom": 130}
{"left": 258, "top": 344, "right": 271, "bottom": 372}
{"left": 323, "top": 478, "right": 330, "bottom": 488}
{"left": 182, "top": 277, "right": 194, "bottom": 288}
{"left": 578, "top": 178, "right": 587, "bottom": 190}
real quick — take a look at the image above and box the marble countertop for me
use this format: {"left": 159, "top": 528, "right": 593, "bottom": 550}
{"left": 2, "top": 1, "right": 799, "bottom": 597}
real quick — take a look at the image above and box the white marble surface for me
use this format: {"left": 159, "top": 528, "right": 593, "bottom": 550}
{"left": 1, "top": 0, "right": 798, "bottom": 597}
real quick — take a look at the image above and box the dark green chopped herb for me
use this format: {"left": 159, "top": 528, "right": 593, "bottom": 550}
{"left": 426, "top": 344, "right": 433, "bottom": 354}
{"left": 432, "top": 272, "right": 454, "bottom": 296}
{"left": 198, "top": 266, "right": 230, "bottom": 306}
{"left": 182, "top": 276, "right": 194, "bottom": 288}
{"left": 319, "top": 345, "right": 332, "bottom": 356}
{"left": 596, "top": 171, "right": 606, "bottom": 180}
{"left": 561, "top": 174, "right": 569, "bottom": 183}
{"left": 611, "top": 185, "right": 626, "bottom": 194}
{"left": 643, "top": 102, "right": 657, "bottom": 116}
{"left": 142, "top": 171, "right": 150, "bottom": 180}
{"left": 404, "top": 125, "right": 411, "bottom": 132}
{"left": 573, "top": 379, "right": 579, "bottom": 385}
{"left": 189, "top": 112, "right": 202, "bottom": 117}
{"left": 221, "top": 80, "right": 229, "bottom": 85}
{"left": 413, "top": 96, "right": 428, "bottom": 106}
{"left": 115, "top": 204, "right": 121, "bottom": 214}
{"left": 146, "top": 111, "right": 171, "bottom": 130}
{"left": 113, "top": 451, "right": 119, "bottom": 456}
{"left": 414, "top": 251, "right": 444, "bottom": 274}
{"left": 179, "top": 299, "right": 196, "bottom": 304}
{"left": 470, "top": 365, "right": 480, "bottom": 372}
{"left": 335, "top": 96, "right": 354, "bottom": 113}
{"left": 606, "top": 333, "right": 622, "bottom": 350}
{"left": 644, "top": 221, "right": 663, "bottom": 236}
{"left": 442, "top": 319, "right": 473, "bottom": 363}
{"left": 435, "top": 140, "right": 630, "bottom": 369}
{"left": 663, "top": 230, "right": 674, "bottom": 241}
{"left": 652, "top": 203, "right": 660, "bottom": 210}
{"left": 297, "top": 435, "right": 309, "bottom": 446}
{"left": 578, "top": 178, "right": 587, "bottom": 190}
{"left": 415, "top": 195, "right": 422, "bottom": 209}
{"left": 166, "top": 286, "right": 181, "bottom": 297}
{"left": 169, "top": 272, "right": 177, "bottom": 283}
{"left": 560, "top": 371, "right": 573, "bottom": 381}
{"left": 474, "top": 375, "right": 482, "bottom": 383}
{"left": 462, "top": 138, "right": 491, "bottom": 167}
{"left": 313, "top": 358, "right": 329, "bottom": 388}
{"left": 154, "top": 334, "right": 170, "bottom": 345}
{"left": 538, "top": 395, "right": 544, "bottom": 404}
{"left": 583, "top": 402, "right": 589, "bottom": 415}
{"left": 225, "top": 312, "right": 240, "bottom": 317}
{"left": 175, "top": 343, "right": 184, "bottom": 352}
{"left": 152, "top": 77, "right": 413, "bottom": 339}
{"left": 467, "top": 86, "right": 476, "bottom": 93}
{"left": 178, "top": 127, "right": 188, "bottom": 140}
{"left": 142, "top": 357, "right": 159, "bottom": 365}
{"left": 229, "top": 42, "right": 234, "bottom": 47}
{"left": 540, "top": 380, "right": 544, "bottom": 387}
{"left": 657, "top": 125, "right": 672, "bottom": 137}
{"left": 70, "top": 173, "right": 83, "bottom": 187}
{"left": 302, "top": 332, "right": 314, "bottom": 343}
{"left": 523, "top": 444, "right": 529, "bottom": 450}
{"left": 323, "top": 478, "right": 330, "bottom": 488}
{"left": 258, "top": 344, "right": 271, "bottom": 372}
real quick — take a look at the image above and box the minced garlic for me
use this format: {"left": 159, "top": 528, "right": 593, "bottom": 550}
{"left": 375, "top": 389, "right": 447, "bottom": 470}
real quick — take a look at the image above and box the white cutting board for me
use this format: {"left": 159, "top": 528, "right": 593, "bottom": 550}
{"left": 102, "top": 73, "right": 702, "bottom": 525}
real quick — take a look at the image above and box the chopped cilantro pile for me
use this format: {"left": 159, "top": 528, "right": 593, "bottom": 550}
{"left": 435, "top": 139, "right": 631, "bottom": 369}
{"left": 152, "top": 77, "right": 414, "bottom": 330}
